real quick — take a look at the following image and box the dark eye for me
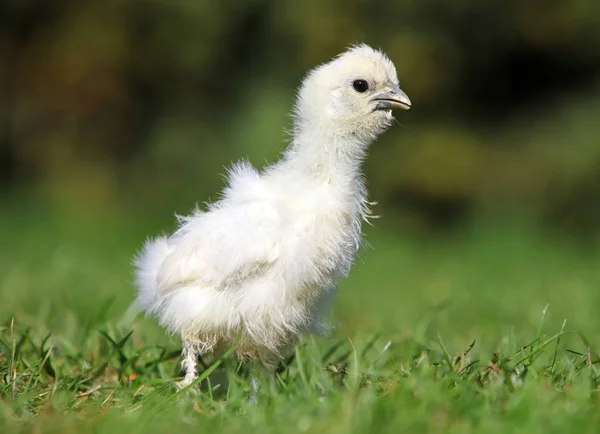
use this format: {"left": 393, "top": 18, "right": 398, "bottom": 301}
{"left": 352, "top": 79, "right": 369, "bottom": 93}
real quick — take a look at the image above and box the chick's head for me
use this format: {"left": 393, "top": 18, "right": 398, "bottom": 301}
{"left": 295, "top": 44, "right": 411, "bottom": 140}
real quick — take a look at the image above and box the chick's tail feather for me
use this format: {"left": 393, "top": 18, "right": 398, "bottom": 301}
{"left": 134, "top": 235, "right": 172, "bottom": 313}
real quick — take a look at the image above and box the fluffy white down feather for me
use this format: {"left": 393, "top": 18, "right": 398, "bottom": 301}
{"left": 134, "top": 44, "right": 410, "bottom": 379}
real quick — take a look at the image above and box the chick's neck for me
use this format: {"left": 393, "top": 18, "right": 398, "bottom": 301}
{"left": 277, "top": 122, "right": 371, "bottom": 186}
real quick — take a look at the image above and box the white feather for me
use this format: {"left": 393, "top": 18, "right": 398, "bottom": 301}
{"left": 134, "top": 44, "right": 409, "bottom": 368}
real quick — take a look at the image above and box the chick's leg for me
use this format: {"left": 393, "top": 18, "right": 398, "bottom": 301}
{"left": 249, "top": 374, "right": 260, "bottom": 405}
{"left": 177, "top": 338, "right": 199, "bottom": 390}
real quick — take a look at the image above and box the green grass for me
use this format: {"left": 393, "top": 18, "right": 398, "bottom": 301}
{"left": 2, "top": 200, "right": 600, "bottom": 433}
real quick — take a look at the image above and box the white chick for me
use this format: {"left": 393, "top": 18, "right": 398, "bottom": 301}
{"left": 134, "top": 44, "right": 411, "bottom": 388}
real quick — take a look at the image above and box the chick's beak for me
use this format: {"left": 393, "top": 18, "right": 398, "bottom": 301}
{"left": 372, "top": 83, "right": 411, "bottom": 111}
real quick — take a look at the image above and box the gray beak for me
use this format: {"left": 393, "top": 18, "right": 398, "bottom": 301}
{"left": 372, "top": 83, "right": 411, "bottom": 111}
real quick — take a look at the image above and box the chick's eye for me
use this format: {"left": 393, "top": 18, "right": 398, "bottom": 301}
{"left": 352, "top": 79, "right": 369, "bottom": 93}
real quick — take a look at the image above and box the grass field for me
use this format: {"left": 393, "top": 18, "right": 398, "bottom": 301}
{"left": 2, "top": 199, "right": 600, "bottom": 433}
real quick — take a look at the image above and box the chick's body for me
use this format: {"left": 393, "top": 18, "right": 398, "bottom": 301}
{"left": 134, "top": 44, "right": 411, "bottom": 386}
{"left": 138, "top": 161, "right": 364, "bottom": 362}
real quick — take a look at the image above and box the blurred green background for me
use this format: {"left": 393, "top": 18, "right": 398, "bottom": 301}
{"left": 1, "top": 0, "right": 599, "bottom": 228}
{"left": 1, "top": 1, "right": 600, "bottom": 343}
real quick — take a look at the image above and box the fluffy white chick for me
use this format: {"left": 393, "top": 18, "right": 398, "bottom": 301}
{"left": 134, "top": 44, "right": 411, "bottom": 388}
